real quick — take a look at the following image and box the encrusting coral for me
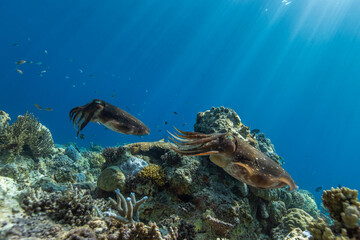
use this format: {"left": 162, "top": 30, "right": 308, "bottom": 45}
{"left": 0, "top": 112, "right": 54, "bottom": 158}
{"left": 101, "top": 189, "right": 148, "bottom": 223}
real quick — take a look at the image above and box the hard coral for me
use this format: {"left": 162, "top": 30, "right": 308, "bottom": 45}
{"left": 60, "top": 227, "right": 97, "bottom": 240}
{"left": 0, "top": 112, "right": 54, "bottom": 158}
{"left": 4, "top": 216, "right": 64, "bottom": 239}
{"left": 21, "top": 185, "right": 96, "bottom": 226}
{"left": 205, "top": 215, "right": 234, "bottom": 236}
{"left": 102, "top": 146, "right": 126, "bottom": 164}
{"left": 102, "top": 189, "right": 148, "bottom": 223}
{"left": 138, "top": 164, "right": 166, "bottom": 186}
{"left": 309, "top": 187, "right": 360, "bottom": 240}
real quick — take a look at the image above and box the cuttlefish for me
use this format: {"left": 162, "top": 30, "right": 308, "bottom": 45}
{"left": 70, "top": 99, "right": 150, "bottom": 136}
{"left": 169, "top": 128, "right": 296, "bottom": 191}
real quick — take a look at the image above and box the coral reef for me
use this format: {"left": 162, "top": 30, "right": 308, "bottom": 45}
{"left": 272, "top": 208, "right": 314, "bottom": 240}
{"left": 102, "top": 189, "right": 148, "bottom": 223}
{"left": 138, "top": 164, "right": 166, "bottom": 186}
{"left": 65, "top": 145, "right": 81, "bottom": 161}
{"left": 1, "top": 106, "right": 355, "bottom": 240}
{"left": 102, "top": 146, "right": 127, "bottom": 164}
{"left": 97, "top": 166, "right": 126, "bottom": 192}
{"left": 205, "top": 214, "right": 235, "bottom": 236}
{"left": 309, "top": 187, "right": 360, "bottom": 240}
{"left": 3, "top": 216, "right": 65, "bottom": 239}
{"left": 0, "top": 112, "right": 54, "bottom": 158}
{"left": 0, "top": 110, "right": 10, "bottom": 132}
{"left": 21, "top": 185, "right": 97, "bottom": 226}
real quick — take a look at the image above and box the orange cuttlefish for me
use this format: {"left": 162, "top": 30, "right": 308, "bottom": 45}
{"left": 70, "top": 99, "right": 150, "bottom": 136}
{"left": 169, "top": 128, "right": 296, "bottom": 191}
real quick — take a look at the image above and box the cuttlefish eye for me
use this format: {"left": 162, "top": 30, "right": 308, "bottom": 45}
{"left": 225, "top": 134, "right": 234, "bottom": 140}
{"left": 94, "top": 100, "right": 102, "bottom": 104}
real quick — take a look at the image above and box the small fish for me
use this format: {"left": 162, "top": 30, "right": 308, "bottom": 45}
{"left": 89, "top": 74, "right": 95, "bottom": 77}
{"left": 158, "top": 138, "right": 165, "bottom": 142}
{"left": 164, "top": 121, "right": 168, "bottom": 125}
{"left": 44, "top": 50, "right": 48, "bottom": 54}
{"left": 15, "top": 60, "right": 26, "bottom": 65}
{"left": 158, "top": 129, "right": 162, "bottom": 132}
{"left": 65, "top": 76, "right": 70, "bottom": 79}
{"left": 251, "top": 129, "right": 260, "bottom": 135}
{"left": 40, "top": 70, "right": 46, "bottom": 73}
{"left": 79, "top": 69, "right": 83, "bottom": 73}
{"left": 16, "top": 69, "right": 23, "bottom": 74}
{"left": 44, "top": 108, "right": 53, "bottom": 111}
{"left": 82, "top": 82, "right": 86, "bottom": 86}
{"left": 79, "top": 134, "right": 85, "bottom": 140}
{"left": 34, "top": 104, "right": 42, "bottom": 110}
{"left": 174, "top": 112, "right": 178, "bottom": 115}
{"left": 12, "top": 43, "right": 19, "bottom": 47}
{"left": 35, "top": 61, "right": 43, "bottom": 65}
{"left": 182, "top": 123, "right": 187, "bottom": 126}
{"left": 315, "top": 186, "right": 323, "bottom": 192}
{"left": 111, "top": 94, "right": 116, "bottom": 98}
{"left": 94, "top": 90, "right": 98, "bottom": 94}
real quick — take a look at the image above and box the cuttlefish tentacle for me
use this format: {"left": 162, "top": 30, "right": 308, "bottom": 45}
{"left": 169, "top": 129, "right": 296, "bottom": 191}
{"left": 69, "top": 99, "right": 150, "bottom": 137}
{"left": 173, "top": 127, "right": 210, "bottom": 139}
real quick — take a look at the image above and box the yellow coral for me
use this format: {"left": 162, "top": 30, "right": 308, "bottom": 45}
{"left": 138, "top": 164, "right": 165, "bottom": 186}
{"left": 309, "top": 187, "right": 360, "bottom": 240}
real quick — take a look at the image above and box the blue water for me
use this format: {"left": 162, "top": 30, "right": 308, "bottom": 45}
{"left": 1, "top": 0, "right": 360, "bottom": 203}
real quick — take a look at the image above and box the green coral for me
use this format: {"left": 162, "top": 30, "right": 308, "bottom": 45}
{"left": 0, "top": 112, "right": 54, "bottom": 159}
{"left": 138, "top": 164, "right": 165, "bottom": 186}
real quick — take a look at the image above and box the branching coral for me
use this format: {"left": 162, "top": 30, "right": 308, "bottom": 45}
{"left": 102, "top": 189, "right": 148, "bottom": 223}
{"left": 21, "top": 185, "right": 97, "bottom": 226}
{"left": 0, "top": 112, "right": 54, "bottom": 158}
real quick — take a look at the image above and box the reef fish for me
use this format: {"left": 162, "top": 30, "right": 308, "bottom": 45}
{"left": 15, "top": 60, "right": 26, "bottom": 65}
{"left": 70, "top": 99, "right": 150, "bottom": 136}
{"left": 169, "top": 128, "right": 296, "bottom": 191}
{"left": 34, "top": 104, "right": 42, "bottom": 110}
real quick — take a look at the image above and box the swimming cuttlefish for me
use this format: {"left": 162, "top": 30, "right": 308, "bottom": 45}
{"left": 70, "top": 99, "right": 150, "bottom": 136}
{"left": 169, "top": 128, "right": 296, "bottom": 191}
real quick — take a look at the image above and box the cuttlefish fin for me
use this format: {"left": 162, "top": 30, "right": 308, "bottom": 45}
{"left": 233, "top": 162, "right": 254, "bottom": 175}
